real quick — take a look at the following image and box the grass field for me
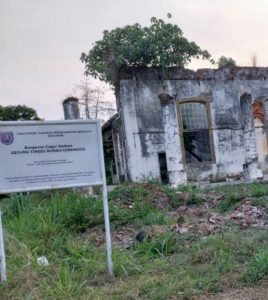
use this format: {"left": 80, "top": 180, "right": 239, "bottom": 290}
{"left": 1, "top": 182, "right": 268, "bottom": 299}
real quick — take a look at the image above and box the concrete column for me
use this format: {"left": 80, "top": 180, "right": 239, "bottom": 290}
{"left": 159, "top": 93, "right": 187, "bottom": 187}
{"left": 240, "top": 93, "right": 263, "bottom": 181}
{"left": 63, "top": 97, "right": 80, "bottom": 120}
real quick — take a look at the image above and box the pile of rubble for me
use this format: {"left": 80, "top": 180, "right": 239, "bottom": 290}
{"left": 82, "top": 188, "right": 268, "bottom": 248}
{"left": 172, "top": 196, "right": 267, "bottom": 236}
{"left": 226, "top": 200, "right": 264, "bottom": 228}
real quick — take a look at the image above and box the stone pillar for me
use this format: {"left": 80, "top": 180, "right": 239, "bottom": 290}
{"left": 159, "top": 93, "right": 187, "bottom": 187}
{"left": 63, "top": 97, "right": 80, "bottom": 120}
{"left": 240, "top": 93, "right": 263, "bottom": 181}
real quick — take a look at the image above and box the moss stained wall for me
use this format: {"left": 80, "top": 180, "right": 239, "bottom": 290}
{"left": 119, "top": 67, "right": 268, "bottom": 183}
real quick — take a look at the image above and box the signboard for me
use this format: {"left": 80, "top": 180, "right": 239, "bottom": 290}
{"left": 0, "top": 120, "right": 103, "bottom": 193}
{"left": 0, "top": 120, "right": 113, "bottom": 279}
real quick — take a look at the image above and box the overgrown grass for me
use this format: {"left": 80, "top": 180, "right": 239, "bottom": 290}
{"left": 162, "top": 183, "right": 204, "bottom": 207}
{"left": 217, "top": 192, "right": 243, "bottom": 213}
{"left": 1, "top": 183, "right": 268, "bottom": 299}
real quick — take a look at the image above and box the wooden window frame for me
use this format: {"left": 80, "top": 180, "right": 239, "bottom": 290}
{"left": 176, "top": 98, "right": 215, "bottom": 165}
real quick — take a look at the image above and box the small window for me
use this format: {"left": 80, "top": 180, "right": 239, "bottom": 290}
{"left": 178, "top": 101, "right": 213, "bottom": 163}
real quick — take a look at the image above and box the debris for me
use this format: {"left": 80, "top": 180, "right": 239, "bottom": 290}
{"left": 152, "top": 188, "right": 169, "bottom": 209}
{"left": 37, "top": 256, "right": 49, "bottom": 267}
{"left": 176, "top": 192, "right": 191, "bottom": 201}
{"left": 172, "top": 198, "right": 266, "bottom": 237}
{"left": 172, "top": 224, "right": 191, "bottom": 234}
{"left": 199, "top": 193, "right": 224, "bottom": 209}
{"left": 199, "top": 194, "right": 224, "bottom": 202}
{"left": 226, "top": 202, "right": 263, "bottom": 228}
{"left": 176, "top": 205, "right": 188, "bottom": 213}
{"left": 135, "top": 230, "right": 147, "bottom": 243}
{"left": 123, "top": 201, "right": 134, "bottom": 209}
{"left": 177, "top": 215, "right": 185, "bottom": 225}
{"left": 208, "top": 212, "right": 223, "bottom": 224}
{"left": 229, "top": 212, "right": 245, "bottom": 219}
{"left": 79, "top": 184, "right": 268, "bottom": 249}
{"left": 112, "top": 226, "right": 135, "bottom": 248}
{"left": 178, "top": 227, "right": 189, "bottom": 234}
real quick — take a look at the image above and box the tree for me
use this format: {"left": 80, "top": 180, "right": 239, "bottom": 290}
{"left": 217, "top": 56, "right": 236, "bottom": 68}
{"left": 0, "top": 105, "right": 41, "bottom": 121}
{"left": 73, "top": 79, "right": 116, "bottom": 123}
{"left": 80, "top": 17, "right": 213, "bottom": 88}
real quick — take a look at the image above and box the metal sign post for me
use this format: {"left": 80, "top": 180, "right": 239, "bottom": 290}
{"left": 0, "top": 209, "right": 7, "bottom": 282}
{"left": 102, "top": 183, "right": 113, "bottom": 276}
{"left": 97, "top": 123, "right": 113, "bottom": 276}
{"left": 0, "top": 120, "right": 113, "bottom": 280}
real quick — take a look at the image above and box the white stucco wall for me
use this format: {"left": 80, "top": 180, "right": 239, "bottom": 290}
{"left": 119, "top": 67, "right": 268, "bottom": 183}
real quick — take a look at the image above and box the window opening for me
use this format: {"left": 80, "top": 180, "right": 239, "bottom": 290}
{"left": 158, "top": 152, "right": 169, "bottom": 184}
{"left": 179, "top": 102, "right": 213, "bottom": 163}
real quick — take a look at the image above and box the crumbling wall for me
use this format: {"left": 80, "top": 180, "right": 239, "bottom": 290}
{"left": 119, "top": 80, "right": 165, "bottom": 181}
{"left": 119, "top": 67, "right": 268, "bottom": 183}
{"left": 252, "top": 100, "right": 268, "bottom": 172}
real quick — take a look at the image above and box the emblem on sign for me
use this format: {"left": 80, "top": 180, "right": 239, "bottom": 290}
{"left": 1, "top": 132, "right": 14, "bottom": 145}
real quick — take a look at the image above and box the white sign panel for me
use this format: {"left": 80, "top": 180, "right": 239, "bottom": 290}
{"left": 0, "top": 120, "right": 103, "bottom": 193}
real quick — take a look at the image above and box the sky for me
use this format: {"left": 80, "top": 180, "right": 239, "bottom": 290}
{"left": 1, "top": 0, "right": 268, "bottom": 120}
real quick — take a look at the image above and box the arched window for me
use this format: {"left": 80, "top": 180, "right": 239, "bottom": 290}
{"left": 177, "top": 101, "right": 214, "bottom": 163}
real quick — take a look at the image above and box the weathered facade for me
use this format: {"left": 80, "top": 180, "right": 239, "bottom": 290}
{"left": 108, "top": 66, "right": 268, "bottom": 186}
{"left": 102, "top": 113, "right": 127, "bottom": 184}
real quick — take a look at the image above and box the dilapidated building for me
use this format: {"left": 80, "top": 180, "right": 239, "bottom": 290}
{"left": 104, "top": 67, "right": 268, "bottom": 186}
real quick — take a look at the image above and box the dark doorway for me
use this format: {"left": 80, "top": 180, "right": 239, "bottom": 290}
{"left": 158, "top": 152, "right": 169, "bottom": 184}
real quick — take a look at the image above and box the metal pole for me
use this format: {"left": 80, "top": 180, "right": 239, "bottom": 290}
{"left": 102, "top": 181, "right": 113, "bottom": 276}
{"left": 0, "top": 209, "right": 7, "bottom": 282}
{"left": 97, "top": 122, "right": 113, "bottom": 276}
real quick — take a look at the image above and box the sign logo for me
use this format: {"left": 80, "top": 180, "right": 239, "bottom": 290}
{"left": 1, "top": 132, "right": 14, "bottom": 145}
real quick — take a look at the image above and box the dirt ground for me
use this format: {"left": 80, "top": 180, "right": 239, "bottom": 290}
{"left": 199, "top": 278, "right": 268, "bottom": 300}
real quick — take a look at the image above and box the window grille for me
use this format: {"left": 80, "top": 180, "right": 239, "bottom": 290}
{"left": 178, "top": 101, "right": 214, "bottom": 163}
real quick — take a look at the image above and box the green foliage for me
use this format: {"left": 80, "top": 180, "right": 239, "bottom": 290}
{"left": 250, "top": 182, "right": 268, "bottom": 198}
{"left": 218, "top": 56, "right": 236, "bottom": 68}
{"left": 3, "top": 184, "right": 268, "bottom": 298}
{"left": 0, "top": 105, "right": 41, "bottom": 121}
{"left": 135, "top": 232, "right": 177, "bottom": 257}
{"left": 81, "top": 17, "right": 213, "bottom": 86}
{"left": 109, "top": 183, "right": 149, "bottom": 204}
{"left": 178, "top": 184, "right": 204, "bottom": 205}
{"left": 109, "top": 183, "right": 171, "bottom": 227}
{"left": 4, "top": 191, "right": 104, "bottom": 253}
{"left": 244, "top": 249, "right": 268, "bottom": 283}
{"left": 217, "top": 192, "right": 242, "bottom": 213}
{"left": 187, "top": 193, "right": 203, "bottom": 205}
{"left": 160, "top": 185, "right": 179, "bottom": 207}
{"left": 6, "top": 193, "right": 36, "bottom": 218}
{"left": 177, "top": 184, "right": 203, "bottom": 193}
